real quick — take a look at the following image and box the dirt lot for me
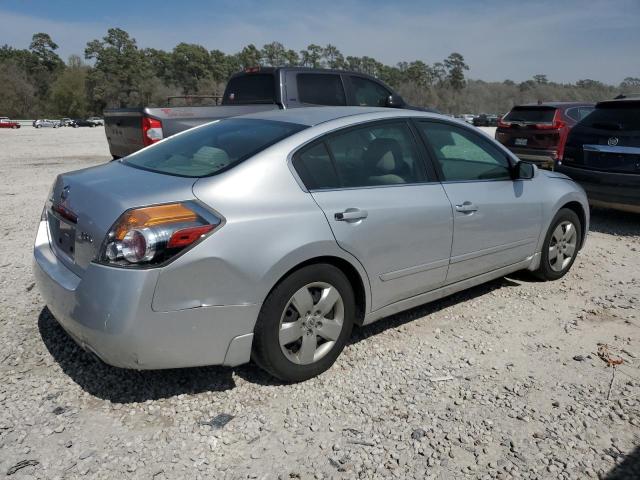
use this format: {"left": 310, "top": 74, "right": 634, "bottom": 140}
{"left": 0, "top": 127, "right": 639, "bottom": 479}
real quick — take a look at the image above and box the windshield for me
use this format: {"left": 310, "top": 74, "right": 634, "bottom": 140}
{"left": 504, "top": 106, "right": 556, "bottom": 123}
{"left": 222, "top": 74, "right": 276, "bottom": 104}
{"left": 578, "top": 102, "right": 640, "bottom": 131}
{"left": 124, "top": 118, "right": 307, "bottom": 177}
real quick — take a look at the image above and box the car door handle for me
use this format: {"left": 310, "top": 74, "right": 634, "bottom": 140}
{"left": 335, "top": 209, "right": 368, "bottom": 221}
{"left": 455, "top": 202, "right": 478, "bottom": 214}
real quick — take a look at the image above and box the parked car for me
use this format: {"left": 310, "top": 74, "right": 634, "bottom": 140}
{"left": 70, "top": 119, "right": 97, "bottom": 128}
{"left": 495, "top": 102, "right": 594, "bottom": 170}
{"left": 33, "top": 119, "right": 61, "bottom": 128}
{"left": 86, "top": 117, "right": 104, "bottom": 126}
{"left": 473, "top": 114, "right": 499, "bottom": 127}
{"left": 34, "top": 108, "right": 588, "bottom": 381}
{"left": 104, "top": 67, "right": 437, "bottom": 159}
{"left": 0, "top": 117, "right": 20, "bottom": 129}
{"left": 557, "top": 97, "right": 640, "bottom": 213}
{"left": 456, "top": 114, "right": 475, "bottom": 124}
{"left": 60, "top": 118, "right": 74, "bottom": 127}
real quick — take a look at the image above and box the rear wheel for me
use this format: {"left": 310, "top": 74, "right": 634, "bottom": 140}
{"left": 252, "top": 264, "right": 355, "bottom": 382}
{"left": 533, "top": 208, "right": 581, "bottom": 280}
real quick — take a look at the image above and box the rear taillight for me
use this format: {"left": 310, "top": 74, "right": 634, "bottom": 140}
{"left": 497, "top": 119, "right": 511, "bottom": 129}
{"left": 142, "top": 117, "right": 163, "bottom": 146}
{"left": 98, "top": 201, "right": 222, "bottom": 267}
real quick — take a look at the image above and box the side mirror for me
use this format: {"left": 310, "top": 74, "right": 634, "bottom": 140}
{"left": 514, "top": 161, "right": 536, "bottom": 179}
{"left": 385, "top": 94, "right": 403, "bottom": 108}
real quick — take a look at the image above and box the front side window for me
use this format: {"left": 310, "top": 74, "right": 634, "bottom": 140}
{"left": 293, "top": 122, "right": 425, "bottom": 189}
{"left": 350, "top": 77, "right": 390, "bottom": 107}
{"left": 125, "top": 118, "right": 306, "bottom": 177}
{"left": 297, "top": 74, "right": 346, "bottom": 106}
{"left": 418, "top": 122, "right": 511, "bottom": 181}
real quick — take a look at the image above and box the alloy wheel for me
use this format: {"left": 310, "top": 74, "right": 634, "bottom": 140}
{"left": 278, "top": 282, "right": 344, "bottom": 365}
{"left": 548, "top": 220, "right": 577, "bottom": 272}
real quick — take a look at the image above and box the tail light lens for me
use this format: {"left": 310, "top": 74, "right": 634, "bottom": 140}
{"left": 142, "top": 117, "right": 163, "bottom": 146}
{"left": 497, "top": 119, "right": 511, "bottom": 129}
{"left": 98, "top": 201, "right": 221, "bottom": 267}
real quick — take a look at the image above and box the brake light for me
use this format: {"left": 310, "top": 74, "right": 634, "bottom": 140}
{"left": 142, "top": 117, "right": 163, "bottom": 146}
{"left": 99, "top": 201, "right": 221, "bottom": 267}
{"left": 244, "top": 66, "right": 260, "bottom": 73}
{"left": 497, "top": 119, "right": 511, "bottom": 129}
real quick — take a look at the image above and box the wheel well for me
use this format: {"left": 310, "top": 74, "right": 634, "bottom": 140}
{"left": 561, "top": 201, "right": 587, "bottom": 248}
{"left": 275, "top": 256, "right": 367, "bottom": 326}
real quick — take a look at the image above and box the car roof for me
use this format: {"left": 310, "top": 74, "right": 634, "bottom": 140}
{"left": 237, "top": 106, "right": 443, "bottom": 126}
{"left": 513, "top": 102, "right": 594, "bottom": 108}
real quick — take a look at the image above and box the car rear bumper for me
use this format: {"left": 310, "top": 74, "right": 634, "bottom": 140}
{"left": 556, "top": 164, "right": 640, "bottom": 213}
{"left": 33, "top": 220, "right": 258, "bottom": 369}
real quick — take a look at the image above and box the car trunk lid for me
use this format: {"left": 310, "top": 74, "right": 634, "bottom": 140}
{"left": 46, "top": 162, "right": 197, "bottom": 277}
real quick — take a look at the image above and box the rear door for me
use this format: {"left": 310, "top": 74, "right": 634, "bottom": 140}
{"left": 292, "top": 120, "right": 453, "bottom": 311}
{"left": 416, "top": 120, "right": 542, "bottom": 284}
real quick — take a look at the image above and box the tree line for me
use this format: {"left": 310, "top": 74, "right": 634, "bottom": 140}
{"left": 1, "top": 28, "right": 638, "bottom": 118}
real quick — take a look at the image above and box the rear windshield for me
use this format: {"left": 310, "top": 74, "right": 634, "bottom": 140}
{"left": 222, "top": 74, "right": 276, "bottom": 104}
{"left": 124, "top": 118, "right": 306, "bottom": 177}
{"left": 578, "top": 102, "right": 640, "bottom": 131}
{"left": 503, "top": 106, "right": 556, "bottom": 123}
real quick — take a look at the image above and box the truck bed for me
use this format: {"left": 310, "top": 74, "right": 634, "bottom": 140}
{"left": 104, "top": 104, "right": 280, "bottom": 158}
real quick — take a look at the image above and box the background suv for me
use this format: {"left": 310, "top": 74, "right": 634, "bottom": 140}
{"left": 495, "top": 102, "right": 594, "bottom": 169}
{"left": 557, "top": 97, "right": 640, "bottom": 213}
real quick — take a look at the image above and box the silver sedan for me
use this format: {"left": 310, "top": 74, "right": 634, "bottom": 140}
{"left": 34, "top": 107, "right": 589, "bottom": 381}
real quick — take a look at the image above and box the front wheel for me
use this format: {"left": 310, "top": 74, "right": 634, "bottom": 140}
{"left": 252, "top": 264, "right": 355, "bottom": 382}
{"left": 533, "top": 208, "right": 582, "bottom": 280}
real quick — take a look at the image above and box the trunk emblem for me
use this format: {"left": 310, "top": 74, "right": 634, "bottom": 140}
{"left": 607, "top": 137, "right": 619, "bottom": 146}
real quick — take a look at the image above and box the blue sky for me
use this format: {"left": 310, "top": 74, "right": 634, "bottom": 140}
{"left": 1, "top": 0, "right": 638, "bottom": 84}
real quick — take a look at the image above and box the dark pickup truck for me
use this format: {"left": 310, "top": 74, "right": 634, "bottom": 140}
{"left": 105, "top": 67, "right": 430, "bottom": 158}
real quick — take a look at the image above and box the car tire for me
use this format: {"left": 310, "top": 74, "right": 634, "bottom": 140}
{"left": 74, "top": 124, "right": 79, "bottom": 128}
{"left": 36, "top": 125, "right": 41, "bottom": 129}
{"left": 252, "top": 264, "right": 355, "bottom": 382}
{"left": 533, "top": 208, "right": 582, "bottom": 281}
{"left": 11, "top": 125, "right": 17, "bottom": 129}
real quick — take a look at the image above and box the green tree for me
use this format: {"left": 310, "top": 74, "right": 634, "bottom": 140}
{"left": 236, "top": 44, "right": 261, "bottom": 68}
{"left": 49, "top": 54, "right": 88, "bottom": 117}
{"left": 322, "top": 44, "right": 345, "bottom": 69}
{"left": 443, "top": 53, "right": 469, "bottom": 90}
{"left": 171, "top": 43, "right": 212, "bottom": 94}
{"left": 85, "top": 28, "right": 155, "bottom": 108}
{"left": 533, "top": 74, "right": 548, "bottom": 85}
{"left": 300, "top": 44, "right": 323, "bottom": 67}
{"left": 261, "top": 41, "right": 286, "bottom": 66}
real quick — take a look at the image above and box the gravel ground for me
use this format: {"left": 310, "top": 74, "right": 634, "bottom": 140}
{"left": 0, "top": 126, "right": 639, "bottom": 480}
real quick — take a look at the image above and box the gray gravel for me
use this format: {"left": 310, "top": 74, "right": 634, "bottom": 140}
{"left": 1, "top": 127, "right": 639, "bottom": 479}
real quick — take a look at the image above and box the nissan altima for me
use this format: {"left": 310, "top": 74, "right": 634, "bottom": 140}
{"left": 34, "top": 107, "right": 589, "bottom": 382}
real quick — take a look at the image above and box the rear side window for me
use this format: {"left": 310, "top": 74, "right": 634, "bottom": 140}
{"left": 350, "top": 77, "right": 390, "bottom": 107}
{"left": 504, "top": 106, "right": 556, "bottom": 123}
{"left": 125, "top": 118, "right": 306, "bottom": 177}
{"left": 297, "top": 74, "right": 346, "bottom": 106}
{"left": 293, "top": 122, "right": 425, "bottom": 190}
{"left": 565, "top": 106, "right": 594, "bottom": 122}
{"left": 294, "top": 143, "right": 339, "bottom": 189}
{"left": 578, "top": 102, "right": 640, "bottom": 131}
{"left": 223, "top": 74, "right": 275, "bottom": 104}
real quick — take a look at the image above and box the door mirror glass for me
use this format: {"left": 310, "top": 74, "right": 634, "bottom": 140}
{"left": 515, "top": 161, "right": 536, "bottom": 179}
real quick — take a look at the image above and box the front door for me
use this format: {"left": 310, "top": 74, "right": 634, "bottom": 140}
{"left": 292, "top": 120, "right": 453, "bottom": 311}
{"left": 416, "top": 120, "right": 543, "bottom": 284}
